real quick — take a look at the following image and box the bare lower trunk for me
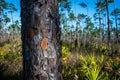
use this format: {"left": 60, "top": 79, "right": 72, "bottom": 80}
{"left": 98, "top": 13, "right": 102, "bottom": 43}
{"left": 21, "top": 0, "right": 62, "bottom": 80}
{"left": 105, "top": 0, "right": 111, "bottom": 45}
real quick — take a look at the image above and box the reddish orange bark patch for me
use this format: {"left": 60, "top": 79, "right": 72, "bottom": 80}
{"left": 27, "top": 28, "right": 34, "bottom": 38}
{"left": 40, "top": 38, "right": 48, "bottom": 50}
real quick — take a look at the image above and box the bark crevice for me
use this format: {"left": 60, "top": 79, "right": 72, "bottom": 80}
{"left": 21, "top": 0, "right": 62, "bottom": 80}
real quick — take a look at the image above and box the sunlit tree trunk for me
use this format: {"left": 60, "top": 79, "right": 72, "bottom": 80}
{"left": 20, "top": 0, "right": 62, "bottom": 80}
{"left": 113, "top": 2, "right": 118, "bottom": 43}
{"left": 105, "top": 0, "right": 111, "bottom": 45}
{"left": 98, "top": 12, "right": 102, "bottom": 43}
{"left": 75, "top": 24, "right": 79, "bottom": 46}
{"left": 102, "top": 14, "right": 106, "bottom": 42}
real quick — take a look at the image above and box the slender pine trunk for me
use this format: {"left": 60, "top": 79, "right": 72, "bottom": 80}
{"left": 113, "top": 2, "right": 118, "bottom": 43}
{"left": 105, "top": 0, "right": 111, "bottom": 45}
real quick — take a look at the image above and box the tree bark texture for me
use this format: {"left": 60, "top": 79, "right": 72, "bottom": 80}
{"left": 20, "top": 0, "right": 62, "bottom": 80}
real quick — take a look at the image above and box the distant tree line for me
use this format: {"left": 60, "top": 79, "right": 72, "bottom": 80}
{"left": 0, "top": 0, "right": 20, "bottom": 35}
{"left": 59, "top": 0, "right": 120, "bottom": 46}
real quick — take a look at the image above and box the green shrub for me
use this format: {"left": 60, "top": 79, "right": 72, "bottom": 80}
{"left": 79, "top": 54, "right": 105, "bottom": 80}
{"left": 62, "top": 45, "right": 71, "bottom": 61}
{"left": 0, "top": 44, "right": 11, "bottom": 60}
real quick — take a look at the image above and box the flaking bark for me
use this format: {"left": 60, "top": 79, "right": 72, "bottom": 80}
{"left": 20, "top": 0, "right": 62, "bottom": 80}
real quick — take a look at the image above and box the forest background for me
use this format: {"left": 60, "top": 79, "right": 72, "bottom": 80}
{"left": 0, "top": 0, "right": 120, "bottom": 80}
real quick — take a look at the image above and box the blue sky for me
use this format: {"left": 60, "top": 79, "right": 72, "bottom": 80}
{"left": 69, "top": 0, "right": 120, "bottom": 17}
{"left": 6, "top": 0, "right": 20, "bottom": 22}
{"left": 6, "top": 0, "right": 120, "bottom": 22}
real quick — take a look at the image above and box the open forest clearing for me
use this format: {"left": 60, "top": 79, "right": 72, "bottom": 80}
{"left": 0, "top": 35, "right": 120, "bottom": 80}
{"left": 0, "top": 0, "right": 120, "bottom": 80}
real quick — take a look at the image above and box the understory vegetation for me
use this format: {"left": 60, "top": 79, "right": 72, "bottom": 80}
{"left": 0, "top": 38, "right": 120, "bottom": 80}
{"left": 0, "top": 0, "right": 120, "bottom": 80}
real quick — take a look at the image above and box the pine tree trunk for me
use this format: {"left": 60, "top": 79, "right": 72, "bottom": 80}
{"left": 20, "top": 0, "right": 62, "bottom": 80}
{"left": 98, "top": 12, "right": 102, "bottom": 43}
{"left": 75, "top": 24, "right": 79, "bottom": 49}
{"left": 113, "top": 2, "right": 118, "bottom": 43}
{"left": 105, "top": 0, "right": 111, "bottom": 45}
